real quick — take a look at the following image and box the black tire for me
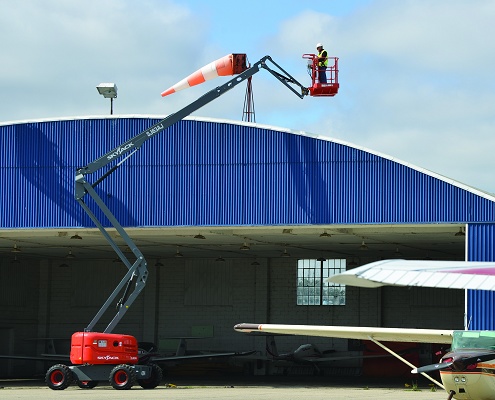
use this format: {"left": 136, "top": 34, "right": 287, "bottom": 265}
{"left": 109, "top": 364, "right": 136, "bottom": 390}
{"left": 138, "top": 363, "right": 163, "bottom": 389}
{"left": 76, "top": 379, "right": 98, "bottom": 389}
{"left": 45, "top": 364, "right": 73, "bottom": 390}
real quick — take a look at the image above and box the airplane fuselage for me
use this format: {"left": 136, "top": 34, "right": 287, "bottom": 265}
{"left": 440, "top": 349, "right": 495, "bottom": 400}
{"left": 441, "top": 368, "right": 495, "bottom": 400}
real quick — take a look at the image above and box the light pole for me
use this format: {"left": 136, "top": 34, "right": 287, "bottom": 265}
{"left": 96, "top": 83, "right": 118, "bottom": 114}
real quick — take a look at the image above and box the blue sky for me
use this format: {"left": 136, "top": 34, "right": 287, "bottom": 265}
{"left": 1, "top": 0, "right": 495, "bottom": 193}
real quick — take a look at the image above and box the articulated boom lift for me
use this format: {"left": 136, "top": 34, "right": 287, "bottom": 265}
{"left": 45, "top": 54, "right": 325, "bottom": 390}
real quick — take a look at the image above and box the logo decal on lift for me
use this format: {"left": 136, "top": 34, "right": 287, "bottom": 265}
{"left": 97, "top": 355, "right": 120, "bottom": 360}
{"left": 107, "top": 143, "right": 135, "bottom": 160}
{"left": 146, "top": 123, "right": 164, "bottom": 137}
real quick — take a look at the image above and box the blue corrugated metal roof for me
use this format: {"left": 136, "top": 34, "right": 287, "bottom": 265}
{"left": 1, "top": 116, "right": 495, "bottom": 229}
{"left": 467, "top": 223, "right": 495, "bottom": 330}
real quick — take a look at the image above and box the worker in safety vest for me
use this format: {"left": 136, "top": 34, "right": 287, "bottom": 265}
{"left": 316, "top": 43, "right": 328, "bottom": 84}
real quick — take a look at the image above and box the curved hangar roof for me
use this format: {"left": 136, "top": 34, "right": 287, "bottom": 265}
{"left": 1, "top": 115, "right": 494, "bottom": 260}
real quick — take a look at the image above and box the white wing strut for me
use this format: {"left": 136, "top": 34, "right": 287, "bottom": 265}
{"left": 367, "top": 336, "right": 444, "bottom": 389}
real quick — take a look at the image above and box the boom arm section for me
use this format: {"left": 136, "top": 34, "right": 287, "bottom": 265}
{"left": 75, "top": 55, "right": 309, "bottom": 333}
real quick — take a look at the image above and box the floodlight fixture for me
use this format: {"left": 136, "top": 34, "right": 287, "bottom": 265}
{"left": 96, "top": 83, "right": 118, "bottom": 98}
{"left": 96, "top": 83, "right": 118, "bottom": 114}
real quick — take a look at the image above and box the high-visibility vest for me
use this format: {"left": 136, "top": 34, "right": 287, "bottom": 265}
{"left": 318, "top": 50, "right": 328, "bottom": 67}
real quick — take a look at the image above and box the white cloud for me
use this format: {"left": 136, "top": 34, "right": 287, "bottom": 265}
{"left": 253, "top": 0, "right": 495, "bottom": 193}
{"left": 0, "top": 0, "right": 206, "bottom": 119}
{"left": 1, "top": 0, "right": 495, "bottom": 193}
{"left": 343, "top": 0, "right": 495, "bottom": 72}
{"left": 266, "top": 10, "right": 337, "bottom": 57}
{"left": 320, "top": 0, "right": 495, "bottom": 192}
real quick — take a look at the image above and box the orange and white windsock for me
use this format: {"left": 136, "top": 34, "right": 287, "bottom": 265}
{"left": 161, "top": 53, "right": 247, "bottom": 97}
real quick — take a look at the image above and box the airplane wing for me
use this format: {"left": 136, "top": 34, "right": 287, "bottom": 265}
{"left": 1, "top": 349, "right": 254, "bottom": 364}
{"left": 150, "top": 350, "right": 255, "bottom": 363}
{"left": 234, "top": 323, "right": 453, "bottom": 344}
{"left": 0, "top": 354, "right": 70, "bottom": 362}
{"left": 298, "top": 352, "right": 403, "bottom": 363}
{"left": 328, "top": 259, "right": 495, "bottom": 290}
{"left": 235, "top": 323, "right": 451, "bottom": 390}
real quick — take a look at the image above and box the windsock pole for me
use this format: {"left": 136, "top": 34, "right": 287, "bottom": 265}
{"left": 161, "top": 54, "right": 247, "bottom": 97}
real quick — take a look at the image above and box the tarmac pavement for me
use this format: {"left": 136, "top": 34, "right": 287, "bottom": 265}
{"left": 0, "top": 377, "right": 448, "bottom": 400}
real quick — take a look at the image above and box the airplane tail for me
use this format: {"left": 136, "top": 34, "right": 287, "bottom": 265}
{"left": 175, "top": 338, "right": 187, "bottom": 356}
{"left": 161, "top": 53, "right": 248, "bottom": 97}
{"left": 265, "top": 335, "right": 279, "bottom": 358}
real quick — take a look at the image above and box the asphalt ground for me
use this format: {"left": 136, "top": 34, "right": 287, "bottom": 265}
{"left": 0, "top": 377, "right": 448, "bottom": 400}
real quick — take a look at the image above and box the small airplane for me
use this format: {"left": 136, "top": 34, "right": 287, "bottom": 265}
{"left": 259, "top": 333, "right": 345, "bottom": 375}
{"left": 235, "top": 259, "right": 495, "bottom": 400}
{"left": 266, "top": 334, "right": 328, "bottom": 363}
{"left": 137, "top": 336, "right": 255, "bottom": 365}
{"left": 244, "top": 332, "right": 404, "bottom": 376}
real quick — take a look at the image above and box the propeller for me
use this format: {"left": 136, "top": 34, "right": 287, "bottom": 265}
{"left": 412, "top": 352, "right": 495, "bottom": 374}
{"left": 412, "top": 360, "right": 454, "bottom": 374}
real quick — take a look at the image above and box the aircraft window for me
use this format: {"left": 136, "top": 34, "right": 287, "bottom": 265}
{"left": 452, "top": 331, "right": 495, "bottom": 350}
{"left": 297, "top": 259, "right": 346, "bottom": 306}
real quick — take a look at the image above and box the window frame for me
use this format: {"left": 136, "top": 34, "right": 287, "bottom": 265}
{"left": 297, "top": 258, "right": 346, "bottom": 306}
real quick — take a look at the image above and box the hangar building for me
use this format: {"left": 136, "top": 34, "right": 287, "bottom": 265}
{"left": 1, "top": 115, "right": 495, "bottom": 378}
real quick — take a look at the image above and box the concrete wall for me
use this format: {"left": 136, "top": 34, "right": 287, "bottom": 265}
{"left": 0, "top": 257, "right": 40, "bottom": 377}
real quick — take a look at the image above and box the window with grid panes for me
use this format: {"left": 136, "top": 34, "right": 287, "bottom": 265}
{"left": 297, "top": 259, "right": 346, "bottom": 306}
